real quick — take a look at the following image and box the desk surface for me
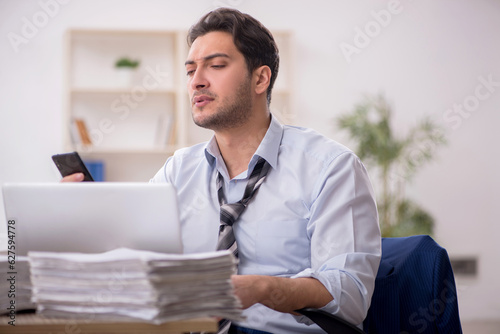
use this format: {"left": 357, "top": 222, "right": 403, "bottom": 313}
{"left": 1, "top": 313, "right": 218, "bottom": 334}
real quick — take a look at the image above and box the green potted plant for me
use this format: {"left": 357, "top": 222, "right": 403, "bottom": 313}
{"left": 114, "top": 57, "right": 140, "bottom": 87}
{"left": 336, "top": 94, "right": 446, "bottom": 237}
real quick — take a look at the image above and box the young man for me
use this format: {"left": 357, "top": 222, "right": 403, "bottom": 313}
{"left": 150, "top": 8, "right": 381, "bottom": 334}
{"left": 65, "top": 8, "right": 381, "bottom": 334}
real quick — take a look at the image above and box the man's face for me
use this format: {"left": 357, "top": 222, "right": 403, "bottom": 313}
{"left": 185, "top": 31, "right": 253, "bottom": 131}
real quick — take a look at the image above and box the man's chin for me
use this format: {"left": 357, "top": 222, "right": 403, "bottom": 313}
{"left": 192, "top": 115, "right": 215, "bottom": 130}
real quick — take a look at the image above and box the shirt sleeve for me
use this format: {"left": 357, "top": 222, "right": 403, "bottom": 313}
{"left": 291, "top": 151, "right": 381, "bottom": 326}
{"left": 149, "top": 156, "right": 173, "bottom": 184}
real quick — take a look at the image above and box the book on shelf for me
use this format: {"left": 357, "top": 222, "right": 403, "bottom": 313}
{"left": 155, "top": 114, "right": 175, "bottom": 148}
{"left": 168, "top": 119, "right": 177, "bottom": 147}
{"left": 71, "top": 118, "right": 92, "bottom": 147}
{"left": 82, "top": 159, "right": 105, "bottom": 181}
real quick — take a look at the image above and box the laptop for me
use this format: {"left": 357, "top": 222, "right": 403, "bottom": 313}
{"left": 2, "top": 183, "right": 183, "bottom": 256}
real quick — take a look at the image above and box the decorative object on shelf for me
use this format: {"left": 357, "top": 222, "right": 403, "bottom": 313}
{"left": 83, "top": 159, "right": 105, "bottom": 181}
{"left": 336, "top": 94, "right": 447, "bottom": 237}
{"left": 114, "top": 56, "right": 140, "bottom": 87}
{"left": 71, "top": 118, "right": 92, "bottom": 147}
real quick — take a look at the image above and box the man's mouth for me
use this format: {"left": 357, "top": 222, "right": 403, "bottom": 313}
{"left": 193, "top": 95, "right": 214, "bottom": 108}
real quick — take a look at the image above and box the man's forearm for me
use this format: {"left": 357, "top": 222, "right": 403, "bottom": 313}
{"left": 231, "top": 275, "right": 333, "bottom": 314}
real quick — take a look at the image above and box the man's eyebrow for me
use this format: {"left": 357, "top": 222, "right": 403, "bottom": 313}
{"left": 185, "top": 53, "right": 230, "bottom": 66}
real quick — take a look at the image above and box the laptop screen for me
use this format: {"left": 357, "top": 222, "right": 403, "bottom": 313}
{"left": 2, "top": 183, "right": 183, "bottom": 255}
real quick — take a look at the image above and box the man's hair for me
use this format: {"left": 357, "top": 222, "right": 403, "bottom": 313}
{"left": 187, "top": 8, "right": 279, "bottom": 105}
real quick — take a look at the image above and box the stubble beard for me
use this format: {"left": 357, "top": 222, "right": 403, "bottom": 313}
{"left": 192, "top": 77, "right": 253, "bottom": 131}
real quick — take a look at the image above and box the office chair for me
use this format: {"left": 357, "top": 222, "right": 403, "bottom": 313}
{"left": 297, "top": 235, "right": 463, "bottom": 333}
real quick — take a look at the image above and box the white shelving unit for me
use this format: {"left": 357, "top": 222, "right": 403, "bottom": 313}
{"left": 64, "top": 29, "right": 292, "bottom": 181}
{"left": 271, "top": 31, "right": 293, "bottom": 124}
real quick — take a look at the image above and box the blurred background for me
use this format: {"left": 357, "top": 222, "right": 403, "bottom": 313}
{"left": 0, "top": 0, "right": 499, "bottom": 331}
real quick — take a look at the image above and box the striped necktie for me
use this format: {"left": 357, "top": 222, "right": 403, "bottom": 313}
{"left": 216, "top": 157, "right": 271, "bottom": 334}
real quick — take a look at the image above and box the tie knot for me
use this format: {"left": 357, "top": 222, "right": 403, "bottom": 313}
{"left": 220, "top": 202, "right": 246, "bottom": 226}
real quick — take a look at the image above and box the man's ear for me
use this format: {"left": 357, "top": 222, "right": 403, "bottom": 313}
{"left": 253, "top": 65, "right": 272, "bottom": 95}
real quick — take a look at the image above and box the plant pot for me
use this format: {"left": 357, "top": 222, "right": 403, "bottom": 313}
{"left": 115, "top": 68, "right": 137, "bottom": 88}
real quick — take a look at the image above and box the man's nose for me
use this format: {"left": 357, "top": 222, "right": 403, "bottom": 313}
{"left": 190, "top": 69, "right": 209, "bottom": 91}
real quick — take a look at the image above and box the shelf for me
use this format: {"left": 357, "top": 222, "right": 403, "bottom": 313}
{"left": 71, "top": 88, "right": 176, "bottom": 95}
{"left": 64, "top": 28, "right": 292, "bottom": 181}
{"left": 75, "top": 145, "right": 177, "bottom": 155}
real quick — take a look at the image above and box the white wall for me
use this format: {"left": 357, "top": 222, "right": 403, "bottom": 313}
{"left": 1, "top": 0, "right": 499, "bottom": 323}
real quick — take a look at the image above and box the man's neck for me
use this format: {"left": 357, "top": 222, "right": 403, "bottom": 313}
{"left": 215, "top": 114, "right": 271, "bottom": 179}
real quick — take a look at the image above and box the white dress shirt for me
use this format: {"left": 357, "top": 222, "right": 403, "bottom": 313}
{"left": 150, "top": 115, "right": 381, "bottom": 333}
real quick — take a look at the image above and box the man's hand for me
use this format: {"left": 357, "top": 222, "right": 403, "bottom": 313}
{"left": 231, "top": 275, "right": 333, "bottom": 314}
{"left": 230, "top": 275, "right": 266, "bottom": 309}
{"left": 61, "top": 173, "right": 84, "bottom": 182}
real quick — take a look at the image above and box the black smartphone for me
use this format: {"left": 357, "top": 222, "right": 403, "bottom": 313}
{"left": 52, "top": 152, "right": 94, "bottom": 181}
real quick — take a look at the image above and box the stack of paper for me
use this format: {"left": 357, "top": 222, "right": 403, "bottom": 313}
{"left": 0, "top": 254, "right": 35, "bottom": 314}
{"left": 28, "top": 248, "right": 242, "bottom": 323}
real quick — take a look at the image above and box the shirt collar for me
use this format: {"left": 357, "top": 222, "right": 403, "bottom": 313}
{"left": 252, "top": 114, "right": 282, "bottom": 170}
{"left": 204, "top": 114, "right": 284, "bottom": 175}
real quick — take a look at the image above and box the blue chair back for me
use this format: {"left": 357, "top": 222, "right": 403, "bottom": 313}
{"left": 363, "top": 235, "right": 462, "bottom": 333}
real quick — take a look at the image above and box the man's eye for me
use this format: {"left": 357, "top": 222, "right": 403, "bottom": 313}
{"left": 186, "top": 70, "right": 195, "bottom": 76}
{"left": 212, "top": 65, "right": 225, "bottom": 69}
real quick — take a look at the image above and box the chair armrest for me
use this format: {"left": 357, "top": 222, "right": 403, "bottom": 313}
{"left": 296, "top": 308, "right": 364, "bottom": 334}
